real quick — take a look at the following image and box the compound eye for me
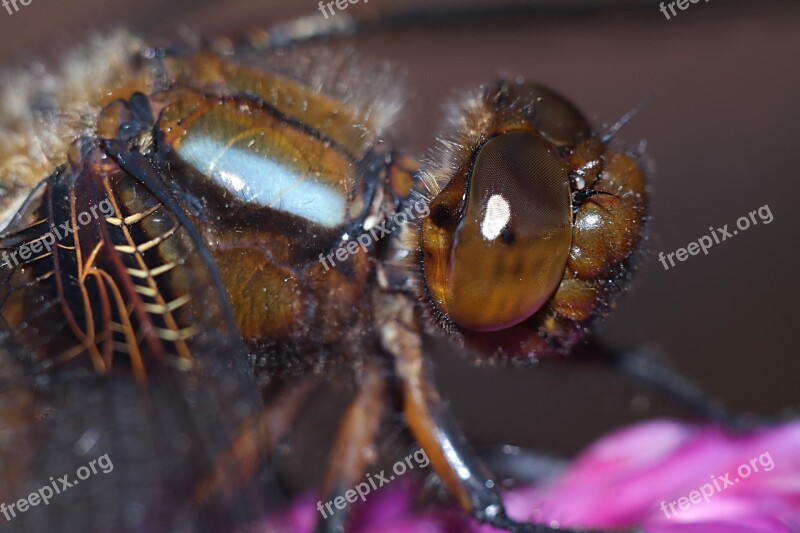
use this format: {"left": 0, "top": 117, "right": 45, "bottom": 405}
{"left": 498, "top": 83, "right": 591, "bottom": 147}
{"left": 423, "top": 132, "right": 573, "bottom": 331}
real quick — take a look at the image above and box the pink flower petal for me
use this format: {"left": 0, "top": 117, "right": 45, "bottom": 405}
{"left": 253, "top": 420, "right": 800, "bottom": 533}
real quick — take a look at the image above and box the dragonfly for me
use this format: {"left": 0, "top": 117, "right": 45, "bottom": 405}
{"left": 0, "top": 6, "right": 749, "bottom": 532}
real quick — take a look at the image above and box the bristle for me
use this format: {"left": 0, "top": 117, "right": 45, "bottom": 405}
{"left": 240, "top": 45, "right": 405, "bottom": 146}
{"left": 414, "top": 86, "right": 494, "bottom": 204}
{"left": 0, "top": 29, "right": 147, "bottom": 231}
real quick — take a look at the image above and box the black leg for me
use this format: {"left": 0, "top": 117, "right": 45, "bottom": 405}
{"left": 377, "top": 293, "right": 612, "bottom": 533}
{"left": 231, "top": 3, "right": 668, "bottom": 51}
{"left": 576, "top": 341, "right": 765, "bottom": 430}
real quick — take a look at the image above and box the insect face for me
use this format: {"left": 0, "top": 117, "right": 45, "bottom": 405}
{"left": 417, "top": 82, "right": 648, "bottom": 357}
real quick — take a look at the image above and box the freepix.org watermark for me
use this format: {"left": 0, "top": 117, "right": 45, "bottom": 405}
{"left": 1, "top": 198, "right": 114, "bottom": 270}
{"left": 316, "top": 448, "right": 429, "bottom": 520}
{"left": 1, "top": 453, "right": 114, "bottom": 522}
{"left": 658, "top": 0, "right": 710, "bottom": 21}
{"left": 658, "top": 204, "right": 773, "bottom": 271}
{"left": 2, "top": 0, "right": 32, "bottom": 16}
{"left": 318, "top": 199, "right": 430, "bottom": 272}
{"left": 318, "top": 0, "right": 368, "bottom": 20}
{"left": 659, "top": 450, "right": 774, "bottom": 519}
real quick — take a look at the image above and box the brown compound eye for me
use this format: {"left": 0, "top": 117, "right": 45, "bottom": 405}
{"left": 494, "top": 82, "right": 592, "bottom": 147}
{"left": 422, "top": 131, "right": 572, "bottom": 331}
{"left": 421, "top": 81, "right": 647, "bottom": 357}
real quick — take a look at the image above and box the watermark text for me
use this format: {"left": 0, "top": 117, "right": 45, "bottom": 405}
{"left": 316, "top": 448, "right": 429, "bottom": 520}
{"left": 318, "top": 0, "right": 368, "bottom": 20}
{"left": 659, "top": 450, "right": 773, "bottom": 519}
{"left": 659, "top": 0, "right": 710, "bottom": 21}
{"left": 659, "top": 204, "right": 773, "bottom": 271}
{"left": 1, "top": 453, "right": 114, "bottom": 522}
{"left": 1, "top": 198, "right": 114, "bottom": 270}
{"left": 319, "top": 198, "right": 429, "bottom": 272}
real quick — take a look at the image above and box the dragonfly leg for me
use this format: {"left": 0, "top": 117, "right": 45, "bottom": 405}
{"left": 314, "top": 365, "right": 386, "bottom": 533}
{"left": 196, "top": 378, "right": 317, "bottom": 503}
{"left": 378, "top": 294, "right": 609, "bottom": 533}
{"left": 576, "top": 341, "right": 765, "bottom": 430}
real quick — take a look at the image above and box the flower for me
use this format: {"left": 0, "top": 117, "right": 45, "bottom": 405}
{"left": 257, "top": 420, "right": 800, "bottom": 532}
{"left": 497, "top": 420, "right": 800, "bottom": 533}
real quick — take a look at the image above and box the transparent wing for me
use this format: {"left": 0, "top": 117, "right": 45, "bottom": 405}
{"left": 0, "top": 144, "right": 265, "bottom": 531}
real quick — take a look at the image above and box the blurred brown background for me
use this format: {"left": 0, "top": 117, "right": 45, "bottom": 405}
{"left": 1, "top": 0, "right": 798, "bottom": 487}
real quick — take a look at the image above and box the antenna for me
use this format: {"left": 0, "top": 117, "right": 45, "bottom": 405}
{"left": 601, "top": 95, "right": 654, "bottom": 144}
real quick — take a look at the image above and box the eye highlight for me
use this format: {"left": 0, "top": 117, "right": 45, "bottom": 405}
{"left": 480, "top": 193, "right": 511, "bottom": 240}
{"left": 423, "top": 131, "right": 572, "bottom": 331}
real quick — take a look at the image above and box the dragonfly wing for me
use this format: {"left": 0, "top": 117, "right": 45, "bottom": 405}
{"left": 0, "top": 142, "right": 265, "bottom": 531}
